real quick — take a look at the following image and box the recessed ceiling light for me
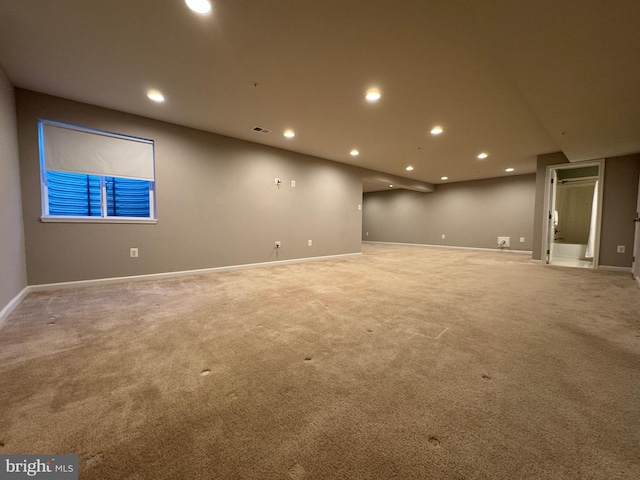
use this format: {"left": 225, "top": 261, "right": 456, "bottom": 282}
{"left": 430, "top": 126, "right": 444, "bottom": 135}
{"left": 505, "top": 167, "right": 515, "bottom": 172}
{"left": 405, "top": 166, "right": 414, "bottom": 171}
{"left": 185, "top": 0, "right": 212, "bottom": 14}
{"left": 389, "top": 184, "right": 394, "bottom": 188}
{"left": 477, "top": 152, "right": 488, "bottom": 159}
{"left": 283, "top": 130, "right": 295, "bottom": 138}
{"left": 365, "top": 89, "right": 381, "bottom": 102}
{"left": 350, "top": 149, "right": 359, "bottom": 156}
{"left": 147, "top": 90, "right": 165, "bottom": 102}
{"left": 441, "top": 176, "right": 449, "bottom": 181}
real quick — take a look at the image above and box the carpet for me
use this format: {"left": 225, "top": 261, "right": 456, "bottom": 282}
{"left": 1, "top": 243, "right": 639, "bottom": 479}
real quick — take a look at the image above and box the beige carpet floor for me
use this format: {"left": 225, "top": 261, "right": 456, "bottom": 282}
{"left": 1, "top": 243, "right": 639, "bottom": 479}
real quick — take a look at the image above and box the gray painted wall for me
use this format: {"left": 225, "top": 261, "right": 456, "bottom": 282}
{"left": 362, "top": 174, "right": 535, "bottom": 251}
{"left": 17, "top": 90, "right": 363, "bottom": 285}
{"left": 0, "top": 67, "right": 27, "bottom": 310}
{"left": 599, "top": 154, "right": 640, "bottom": 267}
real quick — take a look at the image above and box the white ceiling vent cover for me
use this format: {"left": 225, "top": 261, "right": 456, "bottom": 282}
{"left": 252, "top": 126, "right": 271, "bottom": 134}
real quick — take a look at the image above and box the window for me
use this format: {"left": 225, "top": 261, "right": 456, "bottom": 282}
{"left": 39, "top": 120, "right": 156, "bottom": 223}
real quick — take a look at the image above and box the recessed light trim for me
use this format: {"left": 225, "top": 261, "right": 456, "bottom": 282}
{"left": 441, "top": 176, "right": 449, "bottom": 181}
{"left": 389, "top": 184, "right": 394, "bottom": 188}
{"left": 185, "top": 0, "right": 212, "bottom": 14}
{"left": 147, "top": 90, "right": 165, "bottom": 102}
{"left": 477, "top": 152, "right": 488, "bottom": 159}
{"left": 365, "top": 89, "right": 381, "bottom": 102}
{"left": 505, "top": 167, "right": 515, "bottom": 172}
{"left": 405, "top": 166, "right": 414, "bottom": 171}
{"left": 350, "top": 149, "right": 359, "bottom": 156}
{"left": 430, "top": 126, "right": 444, "bottom": 135}
{"left": 283, "top": 130, "right": 295, "bottom": 138}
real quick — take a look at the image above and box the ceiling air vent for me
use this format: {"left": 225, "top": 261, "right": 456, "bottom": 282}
{"left": 252, "top": 126, "right": 271, "bottom": 134}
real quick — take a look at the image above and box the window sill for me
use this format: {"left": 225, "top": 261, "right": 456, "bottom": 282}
{"left": 41, "top": 216, "right": 157, "bottom": 224}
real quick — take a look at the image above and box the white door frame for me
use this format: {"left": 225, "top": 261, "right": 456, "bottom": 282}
{"left": 632, "top": 171, "right": 640, "bottom": 287}
{"left": 545, "top": 169, "right": 558, "bottom": 264}
{"left": 541, "top": 159, "right": 605, "bottom": 268}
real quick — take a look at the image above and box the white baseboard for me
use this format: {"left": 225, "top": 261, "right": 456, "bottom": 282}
{"left": 7, "top": 248, "right": 633, "bottom": 324}
{"left": 363, "top": 240, "right": 533, "bottom": 255}
{"left": 636, "top": 275, "right": 640, "bottom": 290}
{"left": 598, "top": 265, "right": 632, "bottom": 273}
{"left": 1, "top": 253, "right": 362, "bottom": 324}
{"left": 0, "top": 286, "right": 30, "bottom": 328}
{"left": 28, "top": 252, "right": 363, "bottom": 293}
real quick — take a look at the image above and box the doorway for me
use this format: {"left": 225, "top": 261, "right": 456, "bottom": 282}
{"left": 542, "top": 160, "right": 605, "bottom": 269}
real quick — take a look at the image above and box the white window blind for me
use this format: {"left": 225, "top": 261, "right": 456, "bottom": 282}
{"left": 40, "top": 121, "right": 154, "bottom": 181}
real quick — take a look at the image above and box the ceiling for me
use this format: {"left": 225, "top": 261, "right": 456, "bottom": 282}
{"left": 1, "top": 0, "right": 639, "bottom": 191}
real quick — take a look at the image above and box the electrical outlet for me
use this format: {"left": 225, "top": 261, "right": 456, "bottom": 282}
{"left": 617, "top": 245, "right": 626, "bottom": 254}
{"left": 366, "top": 232, "right": 369, "bottom": 236}
{"left": 308, "top": 240, "right": 312, "bottom": 246}
{"left": 497, "top": 236, "right": 510, "bottom": 248}
{"left": 358, "top": 204, "right": 362, "bottom": 211}
{"left": 520, "top": 237, "right": 525, "bottom": 243}
{"left": 441, "top": 234, "right": 446, "bottom": 239}
{"left": 291, "top": 180, "right": 296, "bottom": 188}
{"left": 274, "top": 178, "right": 281, "bottom": 185}
{"left": 275, "top": 241, "right": 281, "bottom": 249}
{"left": 130, "top": 247, "right": 138, "bottom": 258}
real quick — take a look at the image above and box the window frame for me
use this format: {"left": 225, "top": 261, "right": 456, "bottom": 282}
{"left": 38, "top": 120, "right": 157, "bottom": 224}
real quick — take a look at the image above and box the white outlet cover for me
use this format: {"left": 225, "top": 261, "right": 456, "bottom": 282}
{"left": 308, "top": 240, "right": 312, "bottom": 246}
{"left": 291, "top": 180, "right": 296, "bottom": 187}
{"left": 497, "top": 236, "right": 510, "bottom": 247}
{"left": 441, "top": 234, "right": 446, "bottom": 239}
{"left": 617, "top": 245, "right": 626, "bottom": 253}
{"left": 520, "top": 237, "right": 525, "bottom": 243}
{"left": 130, "top": 248, "right": 138, "bottom": 258}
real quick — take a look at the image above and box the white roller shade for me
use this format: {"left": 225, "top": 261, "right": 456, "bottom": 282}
{"left": 41, "top": 121, "right": 154, "bottom": 180}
